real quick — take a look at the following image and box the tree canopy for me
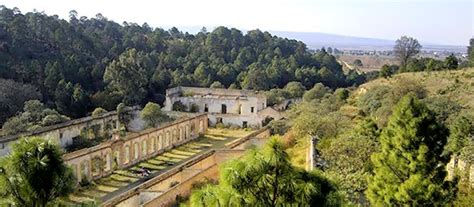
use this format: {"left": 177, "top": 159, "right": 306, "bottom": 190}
{"left": 140, "top": 102, "right": 167, "bottom": 128}
{"left": 0, "top": 6, "right": 366, "bottom": 126}
{"left": 2, "top": 100, "right": 69, "bottom": 135}
{"left": 393, "top": 36, "right": 422, "bottom": 67}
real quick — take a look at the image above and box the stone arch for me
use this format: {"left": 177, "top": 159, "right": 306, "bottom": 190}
{"left": 185, "top": 124, "right": 190, "bottom": 139}
{"left": 123, "top": 145, "right": 130, "bottom": 164}
{"left": 134, "top": 142, "right": 139, "bottom": 160}
{"left": 173, "top": 129, "right": 178, "bottom": 142}
{"left": 150, "top": 136, "right": 156, "bottom": 153}
{"left": 91, "top": 155, "right": 103, "bottom": 176}
{"left": 191, "top": 123, "right": 196, "bottom": 136}
{"left": 142, "top": 140, "right": 147, "bottom": 157}
{"left": 80, "top": 160, "right": 90, "bottom": 181}
{"left": 113, "top": 150, "right": 120, "bottom": 170}
{"left": 199, "top": 120, "right": 204, "bottom": 133}
{"left": 105, "top": 152, "right": 111, "bottom": 172}
{"left": 158, "top": 134, "right": 163, "bottom": 150}
{"left": 166, "top": 131, "right": 171, "bottom": 146}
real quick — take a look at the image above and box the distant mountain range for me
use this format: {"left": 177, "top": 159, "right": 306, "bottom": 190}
{"left": 269, "top": 31, "right": 467, "bottom": 53}
{"left": 270, "top": 31, "right": 395, "bottom": 49}
{"left": 176, "top": 26, "right": 467, "bottom": 53}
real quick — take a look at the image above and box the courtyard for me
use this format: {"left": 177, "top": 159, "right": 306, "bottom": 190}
{"left": 63, "top": 128, "right": 254, "bottom": 205}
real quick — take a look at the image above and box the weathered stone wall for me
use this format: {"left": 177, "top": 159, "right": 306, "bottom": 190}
{"left": 166, "top": 95, "right": 265, "bottom": 115}
{"left": 63, "top": 114, "right": 208, "bottom": 182}
{"left": 0, "top": 108, "right": 141, "bottom": 156}
{"left": 208, "top": 113, "right": 263, "bottom": 128}
{"left": 165, "top": 86, "right": 267, "bottom": 99}
{"left": 447, "top": 158, "right": 474, "bottom": 187}
{"left": 142, "top": 164, "right": 219, "bottom": 207}
{"left": 163, "top": 87, "right": 271, "bottom": 128}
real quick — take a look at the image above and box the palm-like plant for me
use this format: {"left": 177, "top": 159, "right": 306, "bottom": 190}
{"left": 190, "top": 137, "right": 341, "bottom": 206}
{"left": 0, "top": 137, "right": 75, "bottom": 207}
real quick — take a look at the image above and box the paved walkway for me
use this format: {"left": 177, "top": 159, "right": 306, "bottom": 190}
{"left": 64, "top": 128, "right": 253, "bottom": 205}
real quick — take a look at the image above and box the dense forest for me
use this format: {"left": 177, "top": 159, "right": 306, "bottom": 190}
{"left": 0, "top": 6, "right": 365, "bottom": 125}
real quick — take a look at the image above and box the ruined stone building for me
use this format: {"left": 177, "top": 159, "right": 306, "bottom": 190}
{"left": 163, "top": 87, "right": 282, "bottom": 128}
{"left": 0, "top": 107, "right": 142, "bottom": 156}
{"left": 63, "top": 114, "right": 208, "bottom": 182}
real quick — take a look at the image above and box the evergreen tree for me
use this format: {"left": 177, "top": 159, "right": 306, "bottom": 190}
{"left": 366, "top": 93, "right": 455, "bottom": 206}
{"left": 445, "top": 116, "right": 473, "bottom": 163}
{"left": 43, "top": 61, "right": 63, "bottom": 93}
{"left": 103, "top": 48, "right": 148, "bottom": 105}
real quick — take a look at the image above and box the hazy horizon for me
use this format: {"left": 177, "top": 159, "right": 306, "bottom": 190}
{"left": 1, "top": 0, "right": 472, "bottom": 46}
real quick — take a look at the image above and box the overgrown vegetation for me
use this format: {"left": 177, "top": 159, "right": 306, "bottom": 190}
{"left": 140, "top": 102, "right": 169, "bottom": 128}
{"left": 1, "top": 100, "right": 70, "bottom": 135}
{"left": 284, "top": 68, "right": 474, "bottom": 205}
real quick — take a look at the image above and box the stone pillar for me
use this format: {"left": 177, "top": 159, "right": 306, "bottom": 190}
{"left": 306, "top": 136, "right": 317, "bottom": 171}
{"left": 469, "top": 163, "right": 474, "bottom": 187}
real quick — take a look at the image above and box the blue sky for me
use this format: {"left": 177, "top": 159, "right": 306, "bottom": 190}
{"left": 1, "top": 0, "right": 472, "bottom": 45}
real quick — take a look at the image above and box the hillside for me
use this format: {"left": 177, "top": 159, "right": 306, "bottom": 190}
{"left": 0, "top": 6, "right": 366, "bottom": 126}
{"left": 356, "top": 67, "right": 474, "bottom": 112}
{"left": 284, "top": 68, "right": 474, "bottom": 204}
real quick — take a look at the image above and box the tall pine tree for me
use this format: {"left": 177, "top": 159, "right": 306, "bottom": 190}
{"left": 366, "top": 93, "right": 455, "bottom": 206}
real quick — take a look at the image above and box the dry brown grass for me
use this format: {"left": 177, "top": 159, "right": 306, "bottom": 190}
{"left": 357, "top": 67, "right": 474, "bottom": 111}
{"left": 338, "top": 54, "right": 397, "bottom": 72}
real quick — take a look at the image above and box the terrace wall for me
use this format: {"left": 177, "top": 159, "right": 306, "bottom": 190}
{"left": 103, "top": 127, "right": 270, "bottom": 207}
{"left": 63, "top": 114, "right": 208, "bottom": 182}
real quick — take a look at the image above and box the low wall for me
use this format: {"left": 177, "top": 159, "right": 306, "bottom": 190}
{"left": 63, "top": 114, "right": 208, "bottom": 182}
{"left": 142, "top": 164, "right": 219, "bottom": 207}
{"left": 225, "top": 126, "right": 270, "bottom": 149}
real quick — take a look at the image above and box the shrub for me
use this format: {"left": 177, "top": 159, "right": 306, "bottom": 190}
{"left": 172, "top": 101, "right": 187, "bottom": 112}
{"left": 1, "top": 116, "right": 27, "bottom": 135}
{"left": 189, "top": 103, "right": 200, "bottom": 113}
{"left": 141, "top": 102, "right": 168, "bottom": 128}
{"left": 303, "top": 83, "right": 332, "bottom": 102}
{"left": 269, "top": 120, "right": 289, "bottom": 135}
{"left": 91, "top": 107, "right": 107, "bottom": 118}
{"left": 210, "top": 81, "right": 224, "bottom": 88}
